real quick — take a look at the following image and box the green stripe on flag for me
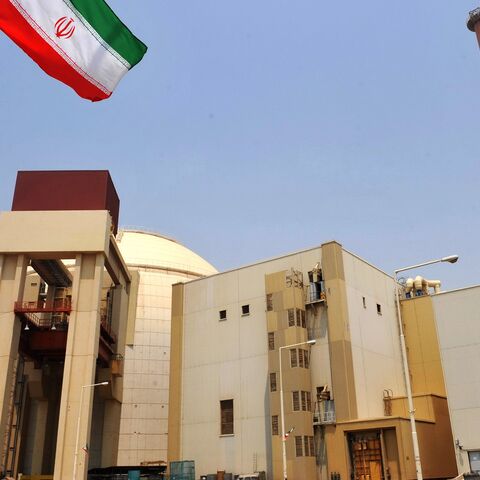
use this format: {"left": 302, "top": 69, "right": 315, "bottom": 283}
{"left": 68, "top": 0, "right": 147, "bottom": 68}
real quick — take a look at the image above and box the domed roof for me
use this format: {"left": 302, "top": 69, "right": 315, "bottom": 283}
{"left": 116, "top": 229, "right": 217, "bottom": 277}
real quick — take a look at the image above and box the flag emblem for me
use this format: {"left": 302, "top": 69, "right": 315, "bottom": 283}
{"left": 54, "top": 17, "right": 75, "bottom": 39}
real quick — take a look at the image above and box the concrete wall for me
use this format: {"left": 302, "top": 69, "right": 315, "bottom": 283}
{"left": 174, "top": 247, "right": 324, "bottom": 478}
{"left": 118, "top": 268, "right": 201, "bottom": 465}
{"left": 342, "top": 251, "right": 405, "bottom": 419}
{"left": 432, "top": 286, "right": 480, "bottom": 474}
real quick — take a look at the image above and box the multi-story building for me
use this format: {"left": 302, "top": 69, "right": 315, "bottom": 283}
{"left": 168, "top": 242, "right": 458, "bottom": 480}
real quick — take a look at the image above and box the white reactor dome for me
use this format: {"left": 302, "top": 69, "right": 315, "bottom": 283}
{"left": 116, "top": 229, "right": 217, "bottom": 277}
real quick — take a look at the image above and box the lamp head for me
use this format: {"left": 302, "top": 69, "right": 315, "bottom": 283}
{"left": 99, "top": 381, "right": 109, "bottom": 386}
{"left": 307, "top": 339, "right": 316, "bottom": 345}
{"left": 441, "top": 255, "right": 459, "bottom": 264}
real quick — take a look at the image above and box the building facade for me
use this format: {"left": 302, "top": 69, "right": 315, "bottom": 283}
{"left": 402, "top": 285, "right": 480, "bottom": 475}
{"left": 168, "top": 241, "right": 458, "bottom": 480}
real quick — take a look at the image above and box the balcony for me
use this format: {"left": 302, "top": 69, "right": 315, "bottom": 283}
{"left": 313, "top": 400, "right": 336, "bottom": 425}
{"left": 305, "top": 282, "right": 326, "bottom": 305}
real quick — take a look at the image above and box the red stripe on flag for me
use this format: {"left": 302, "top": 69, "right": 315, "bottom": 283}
{"left": 0, "top": 0, "right": 110, "bottom": 101}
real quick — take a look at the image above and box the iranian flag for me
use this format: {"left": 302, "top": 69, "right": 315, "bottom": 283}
{"left": 0, "top": 0, "right": 147, "bottom": 101}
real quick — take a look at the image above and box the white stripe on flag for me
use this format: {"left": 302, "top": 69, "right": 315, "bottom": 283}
{"left": 13, "top": 0, "right": 128, "bottom": 93}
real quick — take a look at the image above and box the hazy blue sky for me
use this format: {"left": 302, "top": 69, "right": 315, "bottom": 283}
{"left": 0, "top": 1, "right": 479, "bottom": 289}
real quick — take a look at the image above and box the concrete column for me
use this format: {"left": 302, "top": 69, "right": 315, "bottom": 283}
{"left": 101, "top": 281, "right": 129, "bottom": 467}
{"left": 53, "top": 253, "right": 105, "bottom": 480}
{"left": 101, "top": 399, "right": 122, "bottom": 467}
{"left": 0, "top": 254, "right": 28, "bottom": 465}
{"left": 29, "top": 400, "right": 49, "bottom": 473}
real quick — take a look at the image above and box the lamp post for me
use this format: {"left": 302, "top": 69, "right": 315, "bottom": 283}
{"left": 279, "top": 339, "right": 316, "bottom": 480}
{"left": 394, "top": 255, "right": 458, "bottom": 480}
{"left": 72, "top": 381, "right": 109, "bottom": 480}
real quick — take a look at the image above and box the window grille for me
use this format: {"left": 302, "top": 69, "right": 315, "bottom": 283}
{"left": 288, "top": 308, "right": 295, "bottom": 327}
{"left": 295, "top": 436, "right": 303, "bottom": 457}
{"left": 272, "top": 415, "right": 279, "bottom": 436}
{"left": 292, "top": 391, "right": 300, "bottom": 411}
{"left": 270, "top": 373, "right": 277, "bottom": 392}
{"left": 290, "top": 349, "right": 297, "bottom": 368}
{"left": 268, "top": 332, "right": 275, "bottom": 351}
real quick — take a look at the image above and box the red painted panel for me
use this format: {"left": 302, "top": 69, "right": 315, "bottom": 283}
{"left": 12, "top": 170, "right": 120, "bottom": 234}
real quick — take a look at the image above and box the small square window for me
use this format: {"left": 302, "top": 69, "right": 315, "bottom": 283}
{"left": 376, "top": 304, "right": 382, "bottom": 315}
{"left": 219, "top": 310, "right": 227, "bottom": 321}
{"left": 242, "top": 304, "right": 250, "bottom": 316}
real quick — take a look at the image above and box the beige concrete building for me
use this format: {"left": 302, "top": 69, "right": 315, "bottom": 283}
{"left": 0, "top": 209, "right": 131, "bottom": 480}
{"left": 402, "top": 285, "right": 480, "bottom": 475}
{"left": 0, "top": 171, "right": 217, "bottom": 480}
{"left": 168, "top": 242, "right": 458, "bottom": 480}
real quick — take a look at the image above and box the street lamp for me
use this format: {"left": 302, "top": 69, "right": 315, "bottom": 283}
{"left": 394, "top": 255, "right": 458, "bottom": 480}
{"left": 72, "top": 381, "right": 109, "bottom": 480}
{"left": 279, "top": 339, "right": 316, "bottom": 480}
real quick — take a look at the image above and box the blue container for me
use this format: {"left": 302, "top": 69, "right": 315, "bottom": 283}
{"left": 128, "top": 470, "right": 141, "bottom": 480}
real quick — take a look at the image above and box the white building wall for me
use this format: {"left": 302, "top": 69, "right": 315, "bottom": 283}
{"left": 342, "top": 251, "right": 405, "bottom": 419}
{"left": 181, "top": 247, "right": 324, "bottom": 477}
{"left": 432, "top": 286, "right": 480, "bottom": 474}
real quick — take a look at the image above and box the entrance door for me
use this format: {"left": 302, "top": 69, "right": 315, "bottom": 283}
{"left": 350, "top": 432, "right": 383, "bottom": 480}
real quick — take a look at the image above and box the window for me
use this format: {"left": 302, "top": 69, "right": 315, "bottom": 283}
{"left": 301, "top": 391, "right": 307, "bottom": 411}
{"left": 266, "top": 294, "right": 273, "bottom": 311}
{"left": 376, "top": 303, "right": 382, "bottom": 315}
{"left": 301, "top": 310, "right": 306, "bottom": 328}
{"left": 290, "top": 349, "right": 309, "bottom": 369}
{"left": 242, "top": 304, "right": 250, "bottom": 316}
{"left": 220, "top": 399, "right": 234, "bottom": 435}
{"left": 268, "top": 332, "right": 275, "bottom": 351}
{"left": 270, "top": 372, "right": 277, "bottom": 392}
{"left": 288, "top": 308, "right": 295, "bottom": 327}
{"left": 271, "top": 415, "right": 279, "bottom": 436}
{"left": 290, "top": 349, "right": 298, "bottom": 368}
{"left": 309, "top": 436, "right": 315, "bottom": 457}
{"left": 295, "top": 436, "right": 314, "bottom": 457}
{"left": 304, "top": 436, "right": 310, "bottom": 456}
{"left": 362, "top": 297, "right": 366, "bottom": 308}
{"left": 469, "top": 451, "right": 480, "bottom": 473}
{"left": 219, "top": 310, "right": 227, "bottom": 321}
{"left": 298, "top": 349, "right": 304, "bottom": 368}
{"left": 295, "top": 436, "right": 303, "bottom": 457}
{"left": 293, "top": 391, "right": 311, "bottom": 411}
{"left": 292, "top": 391, "right": 300, "bottom": 411}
